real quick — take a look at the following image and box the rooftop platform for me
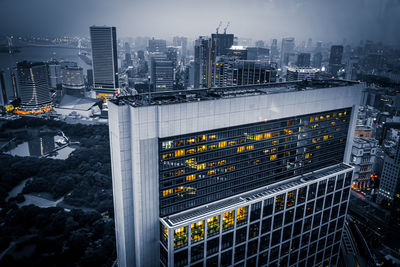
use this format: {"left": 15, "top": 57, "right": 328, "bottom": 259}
{"left": 163, "top": 163, "right": 353, "bottom": 227}
{"left": 111, "top": 79, "right": 360, "bottom": 108}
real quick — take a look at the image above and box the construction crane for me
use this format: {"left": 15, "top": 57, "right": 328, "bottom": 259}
{"left": 224, "top": 22, "right": 230, "bottom": 34}
{"left": 216, "top": 21, "right": 222, "bottom": 34}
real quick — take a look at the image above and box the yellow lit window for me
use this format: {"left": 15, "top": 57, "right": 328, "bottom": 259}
{"left": 244, "top": 133, "right": 253, "bottom": 140}
{"left": 187, "top": 138, "right": 196, "bottom": 144}
{"left": 162, "top": 141, "right": 173, "bottom": 150}
{"left": 222, "top": 210, "right": 235, "bottom": 231}
{"left": 310, "top": 117, "right": 314, "bottom": 122}
{"left": 197, "top": 163, "right": 206, "bottom": 170}
{"left": 186, "top": 158, "right": 197, "bottom": 168}
{"left": 208, "top": 162, "right": 215, "bottom": 167}
{"left": 272, "top": 140, "right": 278, "bottom": 145}
{"left": 333, "top": 112, "right": 337, "bottom": 117}
{"left": 326, "top": 114, "right": 331, "bottom": 119}
{"left": 315, "top": 116, "right": 319, "bottom": 121}
{"left": 174, "top": 226, "right": 188, "bottom": 248}
{"left": 229, "top": 141, "right": 237, "bottom": 146}
{"left": 323, "top": 135, "right": 329, "bottom": 141}
{"left": 237, "top": 146, "right": 245, "bottom": 153}
{"left": 264, "top": 132, "right": 272, "bottom": 139}
{"left": 225, "top": 166, "right": 235, "bottom": 171}
{"left": 338, "top": 112, "right": 343, "bottom": 117}
{"left": 175, "top": 149, "right": 185, "bottom": 157}
{"left": 209, "top": 144, "right": 217, "bottom": 150}
{"left": 305, "top": 153, "right": 310, "bottom": 159}
{"left": 287, "top": 120, "right": 292, "bottom": 126}
{"left": 209, "top": 135, "right": 216, "bottom": 140}
{"left": 312, "top": 138, "right": 317, "bottom": 143}
{"left": 263, "top": 149, "right": 270, "bottom": 154}
{"left": 162, "top": 153, "right": 173, "bottom": 159}
{"left": 246, "top": 145, "right": 254, "bottom": 151}
{"left": 207, "top": 215, "right": 220, "bottom": 237}
{"left": 320, "top": 115, "right": 324, "bottom": 120}
{"left": 331, "top": 121, "right": 336, "bottom": 126}
{"left": 238, "top": 138, "right": 245, "bottom": 144}
{"left": 252, "top": 159, "right": 260, "bottom": 165}
{"left": 191, "top": 220, "right": 204, "bottom": 243}
{"left": 254, "top": 134, "right": 264, "bottom": 141}
{"left": 198, "top": 145, "right": 207, "bottom": 152}
{"left": 316, "top": 145, "right": 321, "bottom": 149}
{"left": 270, "top": 154, "right": 277, "bottom": 161}
{"left": 217, "top": 160, "right": 226, "bottom": 165}
{"left": 187, "top": 148, "right": 196, "bottom": 154}
{"left": 198, "top": 135, "right": 207, "bottom": 142}
{"left": 175, "top": 140, "right": 184, "bottom": 147}
{"left": 207, "top": 170, "right": 216, "bottom": 175}
{"left": 236, "top": 206, "right": 248, "bottom": 225}
{"left": 186, "top": 174, "right": 196, "bottom": 181}
{"left": 271, "top": 148, "right": 277, "bottom": 153}
{"left": 218, "top": 141, "right": 227, "bottom": 148}
{"left": 176, "top": 169, "right": 184, "bottom": 175}
{"left": 284, "top": 129, "right": 293, "bottom": 135}
{"left": 162, "top": 189, "right": 173, "bottom": 197}
{"left": 161, "top": 224, "right": 168, "bottom": 245}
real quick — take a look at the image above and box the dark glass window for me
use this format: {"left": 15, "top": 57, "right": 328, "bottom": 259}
{"left": 206, "top": 237, "right": 219, "bottom": 256}
{"left": 250, "top": 201, "right": 262, "bottom": 222}
{"left": 315, "top": 198, "right": 324, "bottom": 212}
{"left": 221, "top": 249, "right": 232, "bottom": 267}
{"left": 236, "top": 227, "right": 247, "bottom": 244}
{"left": 293, "top": 221, "right": 302, "bottom": 237}
{"left": 327, "top": 177, "right": 336, "bottom": 193}
{"left": 334, "top": 191, "right": 341, "bottom": 205}
{"left": 290, "top": 250, "right": 299, "bottom": 265}
{"left": 260, "top": 234, "right": 270, "bottom": 251}
{"left": 275, "top": 194, "right": 286, "bottom": 212}
{"left": 273, "top": 213, "right": 283, "bottom": 229}
{"left": 270, "top": 246, "right": 280, "bottom": 262}
{"left": 309, "top": 241, "right": 317, "bottom": 255}
{"left": 263, "top": 198, "right": 274, "bottom": 217}
{"left": 191, "top": 243, "right": 204, "bottom": 263}
{"left": 303, "top": 216, "right": 312, "bottom": 232}
{"left": 336, "top": 174, "right": 344, "bottom": 190}
{"left": 284, "top": 208, "right": 294, "bottom": 225}
{"left": 306, "top": 201, "right": 314, "bottom": 216}
{"left": 247, "top": 239, "right": 258, "bottom": 257}
{"left": 313, "top": 212, "right": 322, "bottom": 228}
{"left": 322, "top": 209, "right": 331, "bottom": 224}
{"left": 292, "top": 236, "right": 300, "bottom": 251}
{"left": 234, "top": 244, "right": 246, "bottom": 262}
{"left": 329, "top": 220, "right": 336, "bottom": 234}
{"left": 249, "top": 222, "right": 260, "bottom": 239}
{"left": 345, "top": 172, "right": 352, "bottom": 186}
{"left": 221, "top": 232, "right": 233, "bottom": 250}
{"left": 282, "top": 224, "right": 292, "bottom": 241}
{"left": 206, "top": 255, "right": 218, "bottom": 266}
{"left": 281, "top": 241, "right": 290, "bottom": 257}
{"left": 297, "top": 186, "right": 307, "bottom": 204}
{"left": 246, "top": 256, "right": 257, "bottom": 267}
{"left": 340, "top": 203, "right": 347, "bottom": 216}
{"left": 311, "top": 229, "right": 319, "bottom": 242}
{"left": 317, "top": 181, "right": 327, "bottom": 197}
{"left": 160, "top": 244, "right": 168, "bottom": 266}
{"left": 342, "top": 188, "right": 350, "bottom": 201}
{"left": 174, "top": 249, "right": 188, "bottom": 267}
{"left": 261, "top": 217, "right": 272, "bottom": 234}
{"left": 320, "top": 224, "right": 328, "bottom": 237}
{"left": 301, "top": 232, "right": 310, "bottom": 247}
{"left": 271, "top": 229, "right": 282, "bottom": 246}
{"left": 308, "top": 183, "right": 317, "bottom": 200}
{"left": 258, "top": 251, "right": 269, "bottom": 265}
{"left": 295, "top": 204, "right": 305, "bottom": 221}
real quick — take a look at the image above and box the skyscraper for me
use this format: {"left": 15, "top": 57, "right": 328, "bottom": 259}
{"left": 211, "top": 33, "right": 234, "bottom": 57}
{"left": 297, "top": 53, "right": 311, "bottom": 67}
{"left": 377, "top": 142, "right": 400, "bottom": 204}
{"left": 90, "top": 26, "right": 119, "bottom": 98}
{"left": 281, "top": 38, "right": 295, "bottom": 67}
{"left": 62, "top": 66, "right": 85, "bottom": 96}
{"left": 329, "top": 45, "right": 344, "bottom": 77}
{"left": 173, "top": 36, "right": 188, "bottom": 58}
{"left": 108, "top": 79, "right": 363, "bottom": 267}
{"left": 194, "top": 36, "right": 212, "bottom": 88}
{"left": 47, "top": 61, "right": 62, "bottom": 90}
{"left": 0, "top": 71, "right": 8, "bottom": 106}
{"left": 312, "top": 53, "right": 323, "bottom": 69}
{"left": 151, "top": 59, "right": 174, "bottom": 91}
{"left": 16, "top": 61, "right": 51, "bottom": 110}
{"left": 149, "top": 38, "right": 167, "bottom": 53}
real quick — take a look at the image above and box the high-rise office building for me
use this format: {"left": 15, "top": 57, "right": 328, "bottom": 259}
{"left": 329, "top": 46, "right": 344, "bottom": 77}
{"left": 211, "top": 33, "right": 235, "bottom": 57}
{"left": 90, "top": 26, "right": 119, "bottom": 98}
{"left": 270, "top": 39, "right": 279, "bottom": 63}
{"left": 149, "top": 38, "right": 167, "bottom": 53}
{"left": 0, "top": 71, "right": 8, "bottom": 106}
{"left": 281, "top": 38, "right": 295, "bottom": 67}
{"left": 286, "top": 67, "right": 320, "bottom": 82}
{"left": 255, "top": 40, "right": 265, "bottom": 48}
{"left": 214, "top": 57, "right": 276, "bottom": 87}
{"left": 297, "top": 53, "right": 311, "bottom": 67}
{"left": 194, "top": 36, "right": 212, "bottom": 88}
{"left": 151, "top": 59, "right": 174, "bottom": 91}
{"left": 16, "top": 61, "right": 51, "bottom": 109}
{"left": 377, "top": 142, "right": 400, "bottom": 203}
{"left": 173, "top": 37, "right": 188, "bottom": 58}
{"left": 312, "top": 53, "right": 323, "bottom": 69}
{"left": 62, "top": 66, "right": 85, "bottom": 96}
{"left": 108, "top": 79, "right": 363, "bottom": 267}
{"left": 350, "top": 137, "right": 377, "bottom": 188}
{"left": 47, "top": 61, "right": 62, "bottom": 90}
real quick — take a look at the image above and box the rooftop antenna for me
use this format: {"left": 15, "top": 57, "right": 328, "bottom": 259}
{"left": 224, "top": 22, "right": 230, "bottom": 34}
{"left": 216, "top": 21, "right": 222, "bottom": 34}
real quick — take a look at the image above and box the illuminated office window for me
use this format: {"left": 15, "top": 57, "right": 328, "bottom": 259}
{"left": 174, "top": 226, "right": 188, "bottom": 248}
{"left": 222, "top": 210, "right": 235, "bottom": 231}
{"left": 191, "top": 221, "right": 205, "bottom": 243}
{"left": 237, "top": 206, "right": 248, "bottom": 226}
{"left": 207, "top": 215, "right": 220, "bottom": 237}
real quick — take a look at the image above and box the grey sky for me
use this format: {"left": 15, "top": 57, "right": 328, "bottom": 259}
{"left": 0, "top": 0, "right": 399, "bottom": 44}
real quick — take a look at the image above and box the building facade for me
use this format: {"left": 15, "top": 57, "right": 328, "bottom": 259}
{"left": 151, "top": 59, "right": 174, "bottom": 91}
{"left": 16, "top": 61, "right": 52, "bottom": 109}
{"left": 350, "top": 137, "right": 377, "bottom": 188}
{"left": 329, "top": 46, "right": 344, "bottom": 77}
{"left": 90, "top": 26, "right": 119, "bottom": 98}
{"left": 377, "top": 142, "right": 400, "bottom": 203}
{"left": 286, "top": 67, "right": 320, "bottom": 82}
{"left": 108, "top": 80, "right": 363, "bottom": 267}
{"left": 194, "top": 37, "right": 212, "bottom": 88}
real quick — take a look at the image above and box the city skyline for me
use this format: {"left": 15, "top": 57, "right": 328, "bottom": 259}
{"left": 0, "top": 0, "right": 399, "bottom": 45}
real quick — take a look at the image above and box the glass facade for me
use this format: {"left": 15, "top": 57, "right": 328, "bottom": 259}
{"left": 159, "top": 108, "right": 351, "bottom": 216}
{"left": 160, "top": 170, "right": 353, "bottom": 267}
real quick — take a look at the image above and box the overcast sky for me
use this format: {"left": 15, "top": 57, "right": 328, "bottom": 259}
{"left": 1, "top": 0, "right": 399, "bottom": 44}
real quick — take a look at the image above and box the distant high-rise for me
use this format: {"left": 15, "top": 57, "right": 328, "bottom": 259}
{"left": 151, "top": 59, "right": 174, "bottom": 91}
{"left": 17, "top": 61, "right": 51, "bottom": 109}
{"left": 281, "top": 37, "right": 295, "bottom": 67}
{"left": 194, "top": 36, "right": 212, "bottom": 88}
{"left": 270, "top": 39, "right": 279, "bottom": 63}
{"left": 377, "top": 142, "right": 400, "bottom": 204}
{"left": 211, "top": 33, "right": 234, "bottom": 57}
{"left": 62, "top": 66, "right": 85, "bottom": 96}
{"left": 255, "top": 40, "right": 265, "bottom": 48}
{"left": 329, "top": 45, "right": 344, "bottom": 77}
{"left": 286, "top": 67, "right": 320, "bottom": 81}
{"left": 297, "top": 53, "right": 311, "bottom": 67}
{"left": 0, "top": 71, "right": 8, "bottom": 106}
{"left": 312, "top": 52, "right": 323, "bottom": 69}
{"left": 90, "top": 26, "right": 119, "bottom": 97}
{"left": 87, "top": 69, "right": 93, "bottom": 87}
{"left": 173, "top": 36, "right": 188, "bottom": 58}
{"left": 47, "top": 61, "right": 62, "bottom": 90}
{"left": 148, "top": 38, "right": 167, "bottom": 53}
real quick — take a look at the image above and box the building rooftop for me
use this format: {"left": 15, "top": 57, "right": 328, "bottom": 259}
{"left": 163, "top": 163, "right": 353, "bottom": 227}
{"left": 111, "top": 79, "right": 360, "bottom": 108}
